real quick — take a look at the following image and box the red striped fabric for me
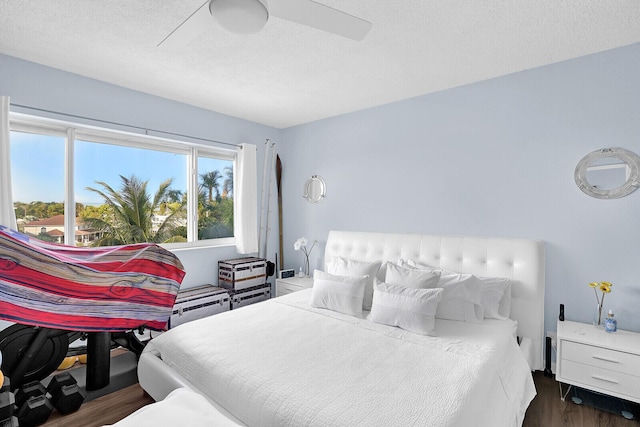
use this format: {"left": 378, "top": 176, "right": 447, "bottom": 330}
{"left": 0, "top": 225, "right": 185, "bottom": 331}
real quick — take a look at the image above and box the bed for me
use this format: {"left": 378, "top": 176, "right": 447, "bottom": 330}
{"left": 137, "top": 231, "right": 545, "bottom": 426}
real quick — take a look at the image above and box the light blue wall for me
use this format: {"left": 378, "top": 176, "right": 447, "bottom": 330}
{"left": 279, "top": 42, "right": 640, "bottom": 336}
{"left": 3, "top": 42, "right": 640, "bottom": 338}
{"left": 0, "top": 54, "right": 281, "bottom": 288}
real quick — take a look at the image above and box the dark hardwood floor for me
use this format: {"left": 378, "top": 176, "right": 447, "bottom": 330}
{"left": 42, "top": 383, "right": 153, "bottom": 427}
{"left": 523, "top": 372, "right": 638, "bottom": 427}
{"left": 40, "top": 371, "right": 638, "bottom": 426}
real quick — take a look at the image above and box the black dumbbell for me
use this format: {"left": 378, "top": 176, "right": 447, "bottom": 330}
{"left": 0, "top": 377, "right": 18, "bottom": 427}
{"left": 0, "top": 416, "right": 19, "bottom": 427}
{"left": 15, "top": 381, "right": 54, "bottom": 427}
{"left": 46, "top": 372, "right": 85, "bottom": 414}
{"left": 0, "top": 389, "right": 16, "bottom": 421}
{"left": 14, "top": 372, "right": 86, "bottom": 425}
{"left": 14, "top": 381, "right": 46, "bottom": 408}
{"left": 17, "top": 395, "right": 53, "bottom": 427}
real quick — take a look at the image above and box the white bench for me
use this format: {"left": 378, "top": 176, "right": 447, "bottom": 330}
{"left": 104, "top": 387, "right": 243, "bottom": 427}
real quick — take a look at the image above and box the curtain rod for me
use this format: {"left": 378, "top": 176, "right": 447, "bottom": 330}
{"left": 10, "top": 103, "right": 241, "bottom": 148}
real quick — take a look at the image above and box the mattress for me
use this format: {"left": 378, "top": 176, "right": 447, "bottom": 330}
{"left": 143, "top": 289, "right": 536, "bottom": 426}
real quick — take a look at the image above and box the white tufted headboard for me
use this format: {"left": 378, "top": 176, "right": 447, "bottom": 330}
{"left": 325, "top": 230, "right": 545, "bottom": 371}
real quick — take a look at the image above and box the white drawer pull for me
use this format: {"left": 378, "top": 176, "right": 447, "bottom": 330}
{"left": 591, "top": 374, "right": 619, "bottom": 384}
{"left": 592, "top": 355, "right": 620, "bottom": 364}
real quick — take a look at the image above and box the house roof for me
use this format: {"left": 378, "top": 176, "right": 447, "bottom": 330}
{"left": 25, "top": 215, "right": 66, "bottom": 226}
{"left": 25, "top": 215, "right": 85, "bottom": 227}
{"left": 1, "top": 1, "right": 639, "bottom": 128}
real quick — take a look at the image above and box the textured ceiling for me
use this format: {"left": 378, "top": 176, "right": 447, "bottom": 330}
{"left": 1, "top": 1, "right": 640, "bottom": 129}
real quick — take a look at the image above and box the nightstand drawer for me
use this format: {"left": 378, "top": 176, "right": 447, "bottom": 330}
{"left": 563, "top": 340, "right": 640, "bottom": 377}
{"left": 561, "top": 359, "right": 640, "bottom": 399}
{"left": 278, "top": 281, "right": 306, "bottom": 296}
{"left": 278, "top": 282, "right": 304, "bottom": 295}
{"left": 276, "top": 277, "right": 314, "bottom": 297}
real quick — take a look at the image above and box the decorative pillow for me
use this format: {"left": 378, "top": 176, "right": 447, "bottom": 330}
{"left": 384, "top": 262, "right": 441, "bottom": 289}
{"left": 310, "top": 270, "right": 368, "bottom": 316}
{"left": 326, "top": 257, "right": 382, "bottom": 311}
{"left": 400, "top": 259, "right": 511, "bottom": 320}
{"left": 433, "top": 274, "right": 484, "bottom": 323}
{"left": 370, "top": 280, "right": 443, "bottom": 336}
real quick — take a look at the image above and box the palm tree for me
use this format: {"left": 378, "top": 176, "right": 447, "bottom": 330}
{"left": 158, "top": 188, "right": 184, "bottom": 216}
{"left": 165, "top": 189, "right": 183, "bottom": 203}
{"left": 84, "top": 175, "right": 185, "bottom": 245}
{"left": 222, "top": 166, "right": 233, "bottom": 198}
{"left": 200, "top": 170, "right": 222, "bottom": 203}
{"left": 196, "top": 187, "right": 233, "bottom": 239}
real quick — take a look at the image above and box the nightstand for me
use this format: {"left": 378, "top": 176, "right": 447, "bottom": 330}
{"left": 556, "top": 320, "right": 640, "bottom": 404}
{"left": 275, "top": 276, "right": 313, "bottom": 297}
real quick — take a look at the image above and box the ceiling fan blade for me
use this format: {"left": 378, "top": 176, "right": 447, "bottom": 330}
{"left": 158, "top": 1, "right": 211, "bottom": 48}
{"left": 269, "top": 0, "right": 372, "bottom": 41}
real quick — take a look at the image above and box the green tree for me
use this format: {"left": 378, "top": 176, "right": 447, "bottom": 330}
{"left": 196, "top": 187, "right": 233, "bottom": 239}
{"left": 81, "top": 204, "right": 114, "bottom": 222}
{"left": 13, "top": 202, "right": 27, "bottom": 219}
{"left": 84, "top": 175, "right": 185, "bottom": 245}
{"left": 222, "top": 166, "right": 233, "bottom": 198}
{"left": 46, "top": 202, "right": 64, "bottom": 217}
{"left": 159, "top": 189, "right": 184, "bottom": 215}
{"left": 36, "top": 231, "right": 56, "bottom": 242}
{"left": 200, "top": 170, "right": 222, "bottom": 203}
{"left": 31, "top": 201, "right": 48, "bottom": 218}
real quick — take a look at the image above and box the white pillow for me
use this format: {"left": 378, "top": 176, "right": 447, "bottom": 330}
{"left": 400, "top": 259, "right": 431, "bottom": 270}
{"left": 433, "top": 274, "right": 484, "bottom": 323}
{"left": 326, "top": 257, "right": 382, "bottom": 311}
{"left": 479, "top": 277, "right": 511, "bottom": 319}
{"left": 310, "top": 270, "right": 368, "bottom": 316}
{"left": 370, "top": 280, "right": 443, "bottom": 336}
{"left": 401, "top": 259, "right": 511, "bottom": 319}
{"left": 384, "top": 262, "right": 441, "bottom": 289}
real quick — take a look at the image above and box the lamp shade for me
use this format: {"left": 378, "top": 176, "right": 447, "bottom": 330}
{"left": 209, "top": 0, "right": 269, "bottom": 34}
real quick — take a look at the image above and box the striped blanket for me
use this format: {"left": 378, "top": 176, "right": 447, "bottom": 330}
{"left": 0, "top": 225, "right": 185, "bottom": 331}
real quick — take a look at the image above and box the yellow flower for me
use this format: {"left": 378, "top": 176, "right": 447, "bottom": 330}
{"left": 599, "top": 283, "right": 611, "bottom": 293}
{"left": 590, "top": 281, "right": 613, "bottom": 326}
{"left": 589, "top": 281, "right": 613, "bottom": 305}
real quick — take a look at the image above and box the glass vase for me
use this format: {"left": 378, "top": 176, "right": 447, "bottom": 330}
{"left": 593, "top": 303, "right": 603, "bottom": 327}
{"left": 304, "top": 256, "right": 310, "bottom": 278}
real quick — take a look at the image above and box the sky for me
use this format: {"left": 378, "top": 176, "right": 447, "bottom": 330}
{"left": 10, "top": 131, "right": 231, "bottom": 206}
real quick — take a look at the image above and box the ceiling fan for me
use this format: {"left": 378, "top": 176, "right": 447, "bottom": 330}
{"left": 158, "top": 0, "right": 372, "bottom": 48}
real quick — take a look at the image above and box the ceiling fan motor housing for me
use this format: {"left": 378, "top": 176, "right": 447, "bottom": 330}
{"left": 209, "top": 0, "right": 269, "bottom": 34}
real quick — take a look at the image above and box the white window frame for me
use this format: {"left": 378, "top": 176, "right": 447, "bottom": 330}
{"left": 9, "top": 113, "right": 237, "bottom": 249}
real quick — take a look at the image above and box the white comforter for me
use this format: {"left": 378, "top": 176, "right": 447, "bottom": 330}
{"left": 144, "top": 289, "right": 536, "bottom": 427}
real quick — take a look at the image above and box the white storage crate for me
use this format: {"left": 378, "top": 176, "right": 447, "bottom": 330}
{"left": 231, "top": 284, "right": 271, "bottom": 310}
{"left": 218, "top": 257, "right": 267, "bottom": 291}
{"left": 169, "top": 285, "right": 230, "bottom": 328}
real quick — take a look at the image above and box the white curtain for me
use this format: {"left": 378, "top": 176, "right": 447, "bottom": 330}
{"left": 0, "top": 96, "right": 17, "bottom": 230}
{"left": 234, "top": 143, "right": 258, "bottom": 254}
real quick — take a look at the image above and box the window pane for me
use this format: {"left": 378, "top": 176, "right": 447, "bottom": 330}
{"left": 76, "top": 140, "right": 188, "bottom": 246}
{"left": 10, "top": 131, "right": 66, "bottom": 243}
{"left": 198, "top": 155, "right": 234, "bottom": 240}
{"left": 10, "top": 117, "right": 237, "bottom": 248}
